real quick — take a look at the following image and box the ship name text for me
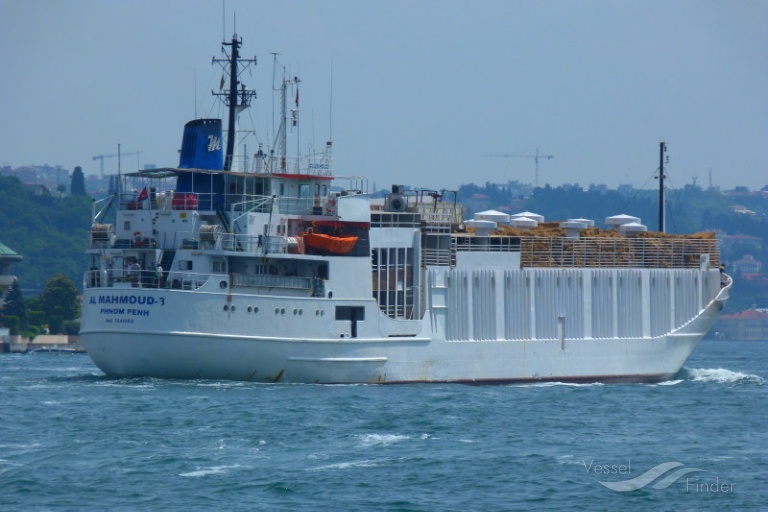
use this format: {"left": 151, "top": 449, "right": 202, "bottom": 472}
{"left": 90, "top": 295, "right": 165, "bottom": 306}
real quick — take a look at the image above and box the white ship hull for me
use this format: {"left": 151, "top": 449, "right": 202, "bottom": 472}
{"left": 81, "top": 268, "right": 730, "bottom": 384}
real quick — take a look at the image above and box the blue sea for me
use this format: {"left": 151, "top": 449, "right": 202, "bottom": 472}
{"left": 1, "top": 340, "right": 765, "bottom": 511}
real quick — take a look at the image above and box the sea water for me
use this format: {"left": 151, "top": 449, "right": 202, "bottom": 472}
{"left": 1, "top": 340, "right": 765, "bottom": 511}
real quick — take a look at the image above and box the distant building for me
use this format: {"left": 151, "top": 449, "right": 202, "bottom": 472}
{"left": 731, "top": 255, "right": 762, "bottom": 276}
{"left": 712, "top": 309, "right": 768, "bottom": 341}
{"left": 0, "top": 242, "right": 23, "bottom": 308}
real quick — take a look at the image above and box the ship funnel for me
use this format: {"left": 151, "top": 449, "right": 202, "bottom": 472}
{"left": 178, "top": 119, "right": 224, "bottom": 170}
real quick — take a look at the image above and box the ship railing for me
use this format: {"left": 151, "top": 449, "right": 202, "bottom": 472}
{"left": 218, "top": 234, "right": 294, "bottom": 255}
{"left": 448, "top": 235, "right": 720, "bottom": 269}
{"left": 88, "top": 231, "right": 160, "bottom": 251}
{"left": 229, "top": 195, "right": 274, "bottom": 215}
{"left": 229, "top": 194, "right": 318, "bottom": 217}
{"left": 255, "top": 154, "right": 334, "bottom": 176}
{"left": 116, "top": 190, "right": 310, "bottom": 215}
{"left": 118, "top": 191, "right": 213, "bottom": 212}
{"left": 452, "top": 236, "right": 522, "bottom": 253}
{"left": 171, "top": 230, "right": 296, "bottom": 256}
{"left": 415, "top": 203, "right": 462, "bottom": 231}
{"left": 274, "top": 196, "right": 317, "bottom": 215}
{"left": 83, "top": 269, "right": 212, "bottom": 290}
{"left": 371, "top": 212, "right": 422, "bottom": 228}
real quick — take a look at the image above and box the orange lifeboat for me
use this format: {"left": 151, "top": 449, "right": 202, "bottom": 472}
{"left": 302, "top": 232, "right": 358, "bottom": 255}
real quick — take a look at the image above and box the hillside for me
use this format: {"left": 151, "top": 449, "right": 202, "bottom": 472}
{"left": 0, "top": 176, "right": 92, "bottom": 295}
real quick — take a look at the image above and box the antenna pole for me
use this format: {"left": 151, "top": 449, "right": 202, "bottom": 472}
{"left": 329, "top": 59, "right": 334, "bottom": 142}
{"left": 658, "top": 141, "right": 666, "bottom": 232}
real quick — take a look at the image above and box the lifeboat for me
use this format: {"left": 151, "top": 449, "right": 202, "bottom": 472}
{"left": 302, "top": 232, "right": 358, "bottom": 255}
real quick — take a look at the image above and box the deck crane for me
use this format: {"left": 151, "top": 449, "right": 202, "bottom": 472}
{"left": 486, "top": 148, "right": 553, "bottom": 188}
{"left": 92, "top": 151, "right": 141, "bottom": 179}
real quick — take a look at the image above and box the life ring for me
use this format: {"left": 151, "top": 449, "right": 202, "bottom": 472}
{"left": 133, "top": 231, "right": 144, "bottom": 245}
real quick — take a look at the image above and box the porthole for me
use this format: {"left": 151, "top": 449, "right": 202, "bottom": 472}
{"left": 293, "top": 308, "right": 298, "bottom": 315}
{"left": 299, "top": 309, "right": 303, "bottom": 315}
{"left": 223, "top": 305, "right": 229, "bottom": 311}
{"left": 247, "top": 306, "right": 252, "bottom": 313}
{"left": 231, "top": 305, "right": 236, "bottom": 312}
{"left": 275, "top": 308, "right": 280, "bottom": 315}
{"left": 281, "top": 308, "right": 286, "bottom": 315}
{"left": 254, "top": 307, "right": 259, "bottom": 313}
{"left": 219, "top": 280, "right": 228, "bottom": 289}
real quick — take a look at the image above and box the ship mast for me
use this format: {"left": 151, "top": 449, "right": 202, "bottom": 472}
{"left": 271, "top": 55, "right": 300, "bottom": 172}
{"left": 213, "top": 35, "right": 257, "bottom": 171}
{"left": 658, "top": 141, "right": 667, "bottom": 232}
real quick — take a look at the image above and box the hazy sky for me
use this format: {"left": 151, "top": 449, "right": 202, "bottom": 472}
{"left": 1, "top": 0, "right": 766, "bottom": 191}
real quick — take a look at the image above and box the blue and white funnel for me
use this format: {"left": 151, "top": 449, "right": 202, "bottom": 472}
{"left": 178, "top": 119, "right": 223, "bottom": 170}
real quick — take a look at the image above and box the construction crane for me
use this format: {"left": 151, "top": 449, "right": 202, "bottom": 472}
{"left": 486, "top": 148, "right": 554, "bottom": 188}
{"left": 92, "top": 151, "right": 141, "bottom": 179}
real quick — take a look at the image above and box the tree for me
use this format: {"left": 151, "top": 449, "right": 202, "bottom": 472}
{"left": 71, "top": 166, "right": 87, "bottom": 196}
{"left": 38, "top": 274, "right": 81, "bottom": 323}
{"left": 1, "top": 315, "right": 20, "bottom": 335}
{"left": 1, "top": 279, "right": 27, "bottom": 329}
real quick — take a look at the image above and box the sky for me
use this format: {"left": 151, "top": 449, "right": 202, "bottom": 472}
{"left": 1, "top": 0, "right": 766, "bottom": 192}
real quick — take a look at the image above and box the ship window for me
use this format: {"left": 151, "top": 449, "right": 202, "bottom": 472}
{"left": 213, "top": 261, "right": 226, "bottom": 273}
{"left": 279, "top": 183, "right": 285, "bottom": 196}
{"left": 124, "top": 221, "right": 131, "bottom": 230}
{"left": 178, "top": 260, "right": 192, "bottom": 270}
{"left": 299, "top": 184, "right": 309, "bottom": 198}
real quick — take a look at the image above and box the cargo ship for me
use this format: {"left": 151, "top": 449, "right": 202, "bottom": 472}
{"left": 80, "top": 35, "right": 732, "bottom": 383}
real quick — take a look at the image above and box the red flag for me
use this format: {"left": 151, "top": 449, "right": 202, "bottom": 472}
{"left": 137, "top": 187, "right": 148, "bottom": 202}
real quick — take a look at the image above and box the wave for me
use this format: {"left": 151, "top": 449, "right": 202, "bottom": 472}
{"left": 357, "top": 433, "right": 410, "bottom": 447}
{"left": 308, "top": 459, "right": 383, "bottom": 471}
{"left": 515, "top": 382, "right": 605, "bottom": 388}
{"left": 679, "top": 367, "right": 764, "bottom": 385}
{"left": 652, "top": 379, "right": 684, "bottom": 386}
{"left": 179, "top": 464, "right": 244, "bottom": 477}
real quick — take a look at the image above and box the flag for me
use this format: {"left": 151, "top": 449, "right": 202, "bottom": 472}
{"left": 137, "top": 187, "right": 148, "bottom": 202}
